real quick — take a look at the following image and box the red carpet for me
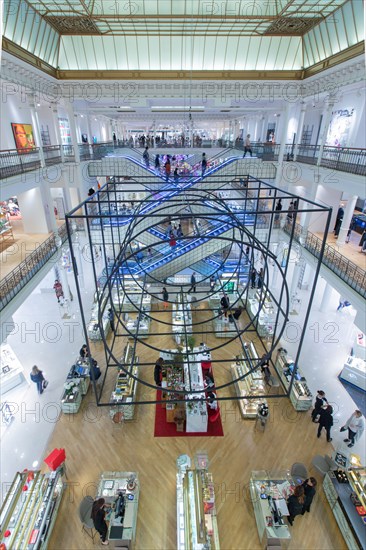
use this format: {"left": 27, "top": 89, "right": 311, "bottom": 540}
{"left": 154, "top": 391, "right": 224, "bottom": 437}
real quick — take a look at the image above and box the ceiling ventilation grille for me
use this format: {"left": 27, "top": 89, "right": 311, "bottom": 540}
{"left": 264, "top": 17, "right": 321, "bottom": 36}
{"left": 45, "top": 16, "right": 101, "bottom": 35}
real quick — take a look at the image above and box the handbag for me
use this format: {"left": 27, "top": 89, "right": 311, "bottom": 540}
{"left": 340, "top": 426, "right": 346, "bottom": 432}
{"left": 42, "top": 380, "right": 49, "bottom": 389}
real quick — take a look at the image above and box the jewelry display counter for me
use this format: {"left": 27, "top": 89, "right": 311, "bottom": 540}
{"left": 231, "top": 342, "right": 267, "bottom": 418}
{"left": 172, "top": 295, "right": 192, "bottom": 344}
{"left": 323, "top": 469, "right": 366, "bottom": 550}
{"left": 0, "top": 468, "right": 65, "bottom": 549}
{"left": 60, "top": 360, "right": 90, "bottom": 414}
{"left": 275, "top": 349, "right": 312, "bottom": 411}
{"left": 87, "top": 292, "right": 110, "bottom": 341}
{"left": 125, "top": 311, "right": 150, "bottom": 339}
{"left": 176, "top": 453, "right": 220, "bottom": 550}
{"left": 340, "top": 355, "right": 366, "bottom": 392}
{"left": 0, "top": 344, "right": 26, "bottom": 396}
{"left": 184, "top": 358, "right": 208, "bottom": 433}
{"left": 110, "top": 344, "right": 139, "bottom": 421}
{"left": 248, "top": 289, "right": 276, "bottom": 337}
{"left": 112, "top": 283, "right": 151, "bottom": 313}
{"left": 208, "top": 290, "right": 243, "bottom": 312}
{"left": 250, "top": 471, "right": 293, "bottom": 546}
{"left": 96, "top": 471, "right": 139, "bottom": 549}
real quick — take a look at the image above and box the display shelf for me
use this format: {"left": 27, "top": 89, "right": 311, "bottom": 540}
{"left": 231, "top": 342, "right": 267, "bottom": 419}
{"left": 110, "top": 344, "right": 139, "bottom": 421}
{"left": 0, "top": 217, "right": 14, "bottom": 244}
{"left": 65, "top": 360, "right": 90, "bottom": 395}
{"left": 212, "top": 315, "right": 239, "bottom": 338}
{"left": 248, "top": 289, "right": 276, "bottom": 338}
{"left": 96, "top": 471, "right": 139, "bottom": 547}
{"left": 353, "top": 332, "right": 366, "bottom": 361}
{"left": 323, "top": 470, "right": 366, "bottom": 550}
{"left": 208, "top": 290, "right": 243, "bottom": 312}
{"left": 250, "top": 472, "right": 293, "bottom": 545}
{"left": 340, "top": 355, "right": 366, "bottom": 392}
{"left": 172, "top": 294, "right": 192, "bottom": 344}
{"left": 176, "top": 453, "right": 220, "bottom": 550}
{"left": 87, "top": 292, "right": 110, "bottom": 341}
{"left": 275, "top": 349, "right": 312, "bottom": 411}
{"left": 112, "top": 283, "right": 151, "bottom": 312}
{"left": 0, "top": 468, "right": 65, "bottom": 549}
{"left": 184, "top": 357, "right": 208, "bottom": 433}
{"left": 0, "top": 344, "right": 26, "bottom": 396}
{"left": 125, "top": 311, "right": 150, "bottom": 339}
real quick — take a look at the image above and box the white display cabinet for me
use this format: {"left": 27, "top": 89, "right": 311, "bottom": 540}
{"left": 125, "top": 311, "right": 150, "bottom": 339}
{"left": 0, "top": 468, "right": 65, "bottom": 549}
{"left": 353, "top": 332, "right": 366, "bottom": 361}
{"left": 110, "top": 344, "right": 139, "bottom": 421}
{"left": 184, "top": 360, "right": 208, "bottom": 433}
{"left": 340, "top": 355, "right": 366, "bottom": 392}
{"left": 112, "top": 282, "right": 151, "bottom": 312}
{"left": 87, "top": 292, "right": 110, "bottom": 341}
{"left": 248, "top": 289, "right": 277, "bottom": 338}
{"left": 275, "top": 350, "right": 312, "bottom": 411}
{"left": 231, "top": 342, "right": 267, "bottom": 418}
{"left": 0, "top": 344, "right": 26, "bottom": 395}
{"left": 176, "top": 453, "right": 220, "bottom": 550}
{"left": 172, "top": 295, "right": 192, "bottom": 344}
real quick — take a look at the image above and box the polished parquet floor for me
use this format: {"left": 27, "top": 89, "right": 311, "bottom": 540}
{"left": 47, "top": 304, "right": 347, "bottom": 550}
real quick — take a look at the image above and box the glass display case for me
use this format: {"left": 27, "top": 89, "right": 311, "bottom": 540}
{"left": 87, "top": 292, "right": 110, "bottom": 341}
{"left": 112, "top": 282, "right": 151, "bottom": 313}
{"left": 125, "top": 311, "right": 150, "bottom": 339}
{"left": 184, "top": 358, "right": 208, "bottom": 433}
{"left": 0, "top": 344, "right": 26, "bottom": 395}
{"left": 323, "top": 468, "right": 366, "bottom": 550}
{"left": 0, "top": 468, "right": 65, "bottom": 549}
{"left": 250, "top": 471, "right": 293, "bottom": 545}
{"left": 176, "top": 453, "right": 220, "bottom": 550}
{"left": 231, "top": 342, "right": 267, "bottom": 419}
{"left": 340, "top": 355, "right": 366, "bottom": 392}
{"left": 248, "top": 289, "right": 277, "bottom": 337}
{"left": 275, "top": 349, "right": 312, "bottom": 411}
{"left": 110, "top": 344, "right": 139, "bottom": 421}
{"left": 172, "top": 294, "right": 192, "bottom": 344}
{"left": 96, "top": 471, "right": 139, "bottom": 547}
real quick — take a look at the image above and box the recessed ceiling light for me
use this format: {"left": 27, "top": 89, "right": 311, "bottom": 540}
{"left": 32, "top": 460, "right": 39, "bottom": 468}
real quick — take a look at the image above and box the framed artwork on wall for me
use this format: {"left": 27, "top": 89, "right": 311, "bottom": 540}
{"left": 11, "top": 123, "right": 36, "bottom": 150}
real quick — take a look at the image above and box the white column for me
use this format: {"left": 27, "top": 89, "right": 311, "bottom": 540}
{"left": 51, "top": 102, "right": 64, "bottom": 162}
{"left": 86, "top": 116, "right": 93, "bottom": 144}
{"left": 275, "top": 103, "right": 291, "bottom": 187}
{"left": 28, "top": 94, "right": 45, "bottom": 167}
{"left": 65, "top": 102, "right": 81, "bottom": 163}
{"left": 290, "top": 261, "right": 302, "bottom": 297}
{"left": 293, "top": 103, "right": 307, "bottom": 161}
{"left": 319, "top": 282, "right": 333, "bottom": 312}
{"left": 317, "top": 95, "right": 336, "bottom": 165}
{"left": 336, "top": 195, "right": 358, "bottom": 245}
{"left": 261, "top": 115, "right": 267, "bottom": 142}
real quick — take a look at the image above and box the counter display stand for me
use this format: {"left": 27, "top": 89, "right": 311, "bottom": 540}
{"left": 60, "top": 360, "right": 90, "bottom": 414}
{"left": 176, "top": 453, "right": 220, "bottom": 550}
{"left": 184, "top": 352, "right": 209, "bottom": 433}
{"left": 353, "top": 332, "right": 366, "bottom": 361}
{"left": 172, "top": 295, "right": 192, "bottom": 344}
{"left": 96, "top": 471, "right": 139, "bottom": 549}
{"left": 231, "top": 342, "right": 267, "bottom": 418}
{"left": 125, "top": 311, "right": 150, "bottom": 339}
{"left": 323, "top": 468, "right": 366, "bottom": 550}
{"left": 248, "top": 289, "right": 276, "bottom": 338}
{"left": 0, "top": 344, "right": 26, "bottom": 396}
{"left": 0, "top": 468, "right": 65, "bottom": 549}
{"left": 250, "top": 471, "right": 293, "bottom": 546}
{"left": 208, "top": 290, "right": 243, "bottom": 312}
{"left": 112, "top": 283, "right": 151, "bottom": 313}
{"left": 110, "top": 344, "right": 139, "bottom": 421}
{"left": 87, "top": 292, "right": 110, "bottom": 341}
{"left": 275, "top": 350, "right": 312, "bottom": 411}
{"left": 340, "top": 355, "right": 366, "bottom": 392}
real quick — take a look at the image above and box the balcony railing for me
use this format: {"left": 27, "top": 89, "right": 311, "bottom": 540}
{"left": 284, "top": 222, "right": 366, "bottom": 298}
{"left": 0, "top": 224, "right": 70, "bottom": 310}
{"left": 1, "top": 143, "right": 365, "bottom": 181}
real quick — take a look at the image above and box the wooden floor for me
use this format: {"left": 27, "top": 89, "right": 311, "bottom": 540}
{"left": 47, "top": 305, "right": 347, "bottom": 550}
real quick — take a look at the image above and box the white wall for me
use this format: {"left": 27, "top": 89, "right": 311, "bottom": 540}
{"left": 0, "top": 92, "right": 35, "bottom": 150}
{"left": 17, "top": 187, "right": 49, "bottom": 233}
{"left": 302, "top": 107, "right": 322, "bottom": 145}
{"left": 311, "top": 184, "right": 343, "bottom": 233}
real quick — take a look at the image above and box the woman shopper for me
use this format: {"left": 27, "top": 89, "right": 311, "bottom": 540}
{"left": 341, "top": 410, "right": 365, "bottom": 448}
{"left": 311, "top": 390, "right": 328, "bottom": 422}
{"left": 287, "top": 485, "right": 305, "bottom": 526}
{"left": 317, "top": 404, "right": 333, "bottom": 442}
{"left": 301, "top": 478, "right": 317, "bottom": 514}
{"left": 91, "top": 498, "right": 109, "bottom": 545}
{"left": 30, "top": 366, "right": 47, "bottom": 395}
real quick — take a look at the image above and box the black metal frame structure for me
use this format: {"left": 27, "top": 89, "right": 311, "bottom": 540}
{"left": 66, "top": 168, "right": 331, "bottom": 409}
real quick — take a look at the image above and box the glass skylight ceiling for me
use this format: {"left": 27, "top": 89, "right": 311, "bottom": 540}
{"left": 2, "top": 0, "right": 363, "bottom": 71}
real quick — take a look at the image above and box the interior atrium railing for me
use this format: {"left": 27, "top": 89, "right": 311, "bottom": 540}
{"left": 284, "top": 222, "right": 366, "bottom": 298}
{"left": 0, "top": 224, "right": 70, "bottom": 310}
{"left": 1, "top": 143, "right": 365, "bottom": 180}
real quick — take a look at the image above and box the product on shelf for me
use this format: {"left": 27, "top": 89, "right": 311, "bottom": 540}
{"left": 110, "top": 343, "right": 139, "bottom": 421}
{"left": 275, "top": 349, "right": 312, "bottom": 411}
{"left": 231, "top": 341, "right": 267, "bottom": 418}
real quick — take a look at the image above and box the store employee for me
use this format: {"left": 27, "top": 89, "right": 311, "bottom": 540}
{"left": 80, "top": 344, "right": 89, "bottom": 359}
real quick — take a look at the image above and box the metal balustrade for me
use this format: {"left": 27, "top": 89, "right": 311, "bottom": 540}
{"left": 284, "top": 222, "right": 366, "bottom": 298}
{"left": 43, "top": 145, "right": 62, "bottom": 166}
{"left": 0, "top": 148, "right": 41, "bottom": 179}
{"left": 0, "top": 223, "right": 77, "bottom": 310}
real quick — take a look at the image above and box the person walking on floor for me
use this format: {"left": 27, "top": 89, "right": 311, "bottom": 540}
{"left": 164, "top": 157, "right": 171, "bottom": 182}
{"left": 154, "top": 357, "right": 164, "bottom": 387}
{"left": 287, "top": 485, "right": 305, "bottom": 526}
{"left": 209, "top": 275, "right": 215, "bottom": 293}
{"left": 301, "top": 478, "right": 317, "bottom": 514}
{"left": 317, "top": 404, "right": 333, "bottom": 442}
{"left": 188, "top": 272, "right": 197, "bottom": 293}
{"left": 30, "top": 366, "right": 47, "bottom": 395}
{"left": 257, "top": 267, "right": 264, "bottom": 289}
{"left": 250, "top": 268, "right": 257, "bottom": 289}
{"left": 142, "top": 146, "right": 149, "bottom": 167}
{"left": 243, "top": 134, "right": 253, "bottom": 157}
{"left": 162, "top": 287, "right": 169, "bottom": 309}
{"left": 341, "top": 410, "right": 365, "bottom": 448}
{"left": 53, "top": 279, "right": 64, "bottom": 303}
{"left": 220, "top": 293, "right": 230, "bottom": 317}
{"left": 173, "top": 167, "right": 179, "bottom": 185}
{"left": 274, "top": 199, "right": 282, "bottom": 224}
{"left": 201, "top": 152, "right": 208, "bottom": 176}
{"left": 154, "top": 154, "right": 160, "bottom": 175}
{"left": 107, "top": 308, "right": 115, "bottom": 332}
{"left": 311, "top": 390, "right": 328, "bottom": 422}
{"left": 91, "top": 498, "right": 109, "bottom": 545}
